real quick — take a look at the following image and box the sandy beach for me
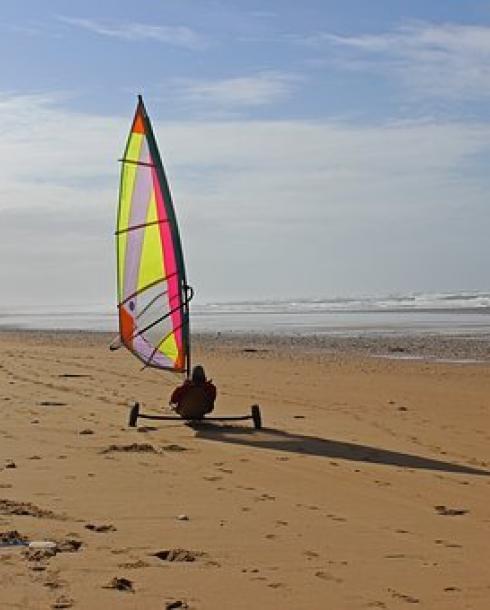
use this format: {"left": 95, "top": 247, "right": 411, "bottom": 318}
{"left": 1, "top": 329, "right": 489, "bottom": 609}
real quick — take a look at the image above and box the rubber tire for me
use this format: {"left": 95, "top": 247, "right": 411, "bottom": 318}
{"left": 251, "top": 404, "right": 262, "bottom": 429}
{"left": 128, "top": 402, "right": 140, "bottom": 427}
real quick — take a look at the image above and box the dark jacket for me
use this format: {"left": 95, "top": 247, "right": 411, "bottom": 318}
{"left": 170, "top": 379, "right": 217, "bottom": 418}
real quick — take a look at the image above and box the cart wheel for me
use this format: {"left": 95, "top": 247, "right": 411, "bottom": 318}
{"left": 128, "top": 401, "right": 140, "bottom": 427}
{"left": 251, "top": 404, "right": 262, "bottom": 429}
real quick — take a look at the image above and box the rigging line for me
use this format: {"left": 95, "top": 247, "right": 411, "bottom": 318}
{"left": 118, "top": 272, "right": 178, "bottom": 307}
{"left": 108, "top": 335, "right": 122, "bottom": 351}
{"left": 136, "top": 288, "right": 169, "bottom": 320}
{"left": 131, "top": 298, "right": 186, "bottom": 341}
{"left": 142, "top": 320, "right": 185, "bottom": 370}
{"left": 125, "top": 342, "right": 186, "bottom": 373}
{"left": 115, "top": 218, "right": 169, "bottom": 235}
{"left": 119, "top": 158, "right": 156, "bottom": 168}
{"left": 142, "top": 287, "right": 193, "bottom": 370}
{"left": 131, "top": 285, "right": 193, "bottom": 340}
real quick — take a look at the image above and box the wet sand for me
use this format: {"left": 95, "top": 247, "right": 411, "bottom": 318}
{"left": 0, "top": 330, "right": 489, "bottom": 609}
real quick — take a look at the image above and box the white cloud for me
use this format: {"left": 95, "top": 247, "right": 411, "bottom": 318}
{"left": 7, "top": 24, "right": 44, "bottom": 36}
{"left": 0, "top": 93, "right": 489, "bottom": 306}
{"left": 175, "top": 71, "right": 299, "bottom": 107}
{"left": 308, "top": 22, "right": 490, "bottom": 100}
{"left": 58, "top": 16, "right": 205, "bottom": 49}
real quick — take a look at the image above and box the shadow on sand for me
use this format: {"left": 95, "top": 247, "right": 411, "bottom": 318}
{"left": 194, "top": 425, "right": 489, "bottom": 476}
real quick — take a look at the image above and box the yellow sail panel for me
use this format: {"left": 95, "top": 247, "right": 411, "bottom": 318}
{"left": 137, "top": 193, "right": 165, "bottom": 293}
{"left": 117, "top": 133, "right": 144, "bottom": 301}
{"left": 159, "top": 333, "right": 179, "bottom": 362}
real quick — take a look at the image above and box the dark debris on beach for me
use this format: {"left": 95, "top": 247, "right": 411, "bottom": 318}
{"left": 194, "top": 332, "right": 490, "bottom": 363}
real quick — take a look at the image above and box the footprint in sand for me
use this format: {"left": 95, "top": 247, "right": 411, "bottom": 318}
{"left": 103, "top": 577, "right": 134, "bottom": 592}
{"left": 434, "top": 539, "right": 462, "bottom": 548}
{"left": 327, "top": 513, "right": 347, "bottom": 522}
{"left": 267, "top": 582, "right": 284, "bottom": 589}
{"left": 255, "top": 493, "right": 276, "bottom": 502}
{"left": 118, "top": 559, "right": 150, "bottom": 569}
{"left": 162, "top": 444, "right": 188, "bottom": 452}
{"left": 1, "top": 530, "right": 29, "bottom": 546}
{"left": 43, "top": 569, "right": 67, "bottom": 591}
{"left": 434, "top": 505, "right": 469, "bottom": 516}
{"left": 165, "top": 601, "right": 189, "bottom": 609}
{"left": 51, "top": 596, "right": 75, "bottom": 608}
{"left": 85, "top": 523, "right": 117, "bottom": 533}
{"left": 0, "top": 499, "right": 66, "bottom": 520}
{"left": 388, "top": 588, "right": 420, "bottom": 604}
{"left": 101, "top": 443, "right": 158, "bottom": 454}
{"left": 153, "top": 549, "right": 203, "bottom": 562}
{"left": 303, "top": 550, "right": 319, "bottom": 560}
{"left": 315, "top": 571, "right": 343, "bottom": 583}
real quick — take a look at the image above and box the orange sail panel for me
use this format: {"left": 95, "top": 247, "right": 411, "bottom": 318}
{"left": 116, "top": 96, "right": 190, "bottom": 372}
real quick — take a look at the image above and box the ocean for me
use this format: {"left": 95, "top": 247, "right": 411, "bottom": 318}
{"left": 2, "top": 291, "right": 490, "bottom": 337}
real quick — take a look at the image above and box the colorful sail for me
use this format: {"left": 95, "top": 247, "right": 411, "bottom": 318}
{"left": 115, "top": 96, "right": 191, "bottom": 373}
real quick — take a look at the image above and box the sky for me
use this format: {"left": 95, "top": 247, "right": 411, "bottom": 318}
{"left": 1, "top": 0, "right": 490, "bottom": 308}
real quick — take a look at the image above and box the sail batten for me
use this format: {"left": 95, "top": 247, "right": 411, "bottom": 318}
{"left": 115, "top": 97, "right": 190, "bottom": 374}
{"left": 120, "top": 159, "right": 157, "bottom": 168}
{"left": 115, "top": 218, "right": 170, "bottom": 235}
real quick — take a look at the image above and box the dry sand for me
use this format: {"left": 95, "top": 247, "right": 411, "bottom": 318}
{"left": 0, "top": 330, "right": 489, "bottom": 609}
